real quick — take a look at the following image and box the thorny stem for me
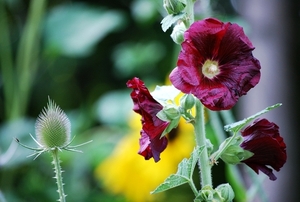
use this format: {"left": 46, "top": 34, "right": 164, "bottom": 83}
{"left": 192, "top": 99, "right": 212, "bottom": 187}
{"left": 51, "top": 148, "right": 66, "bottom": 202}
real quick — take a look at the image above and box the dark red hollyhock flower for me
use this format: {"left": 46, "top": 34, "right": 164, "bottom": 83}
{"left": 127, "top": 77, "right": 169, "bottom": 162}
{"left": 240, "top": 119, "right": 287, "bottom": 181}
{"left": 170, "top": 18, "right": 261, "bottom": 111}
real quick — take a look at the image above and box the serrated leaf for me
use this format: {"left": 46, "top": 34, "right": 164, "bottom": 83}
{"left": 224, "top": 103, "right": 282, "bottom": 133}
{"left": 161, "top": 12, "right": 186, "bottom": 32}
{"left": 151, "top": 146, "right": 204, "bottom": 194}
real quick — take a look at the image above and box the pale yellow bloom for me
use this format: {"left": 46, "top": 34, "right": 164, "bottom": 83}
{"left": 95, "top": 114, "right": 195, "bottom": 202}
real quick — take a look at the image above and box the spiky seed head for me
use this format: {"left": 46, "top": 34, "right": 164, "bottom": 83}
{"left": 35, "top": 98, "right": 71, "bottom": 149}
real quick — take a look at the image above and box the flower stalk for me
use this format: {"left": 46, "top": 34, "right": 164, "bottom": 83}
{"left": 183, "top": 0, "right": 195, "bottom": 28}
{"left": 51, "top": 148, "right": 66, "bottom": 202}
{"left": 193, "top": 99, "right": 212, "bottom": 187}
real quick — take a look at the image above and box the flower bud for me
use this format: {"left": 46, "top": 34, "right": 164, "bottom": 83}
{"left": 171, "top": 21, "right": 186, "bottom": 44}
{"left": 180, "top": 93, "right": 195, "bottom": 110}
{"left": 215, "top": 183, "right": 235, "bottom": 202}
{"left": 163, "top": 0, "right": 186, "bottom": 15}
{"left": 196, "top": 185, "right": 214, "bottom": 201}
{"left": 35, "top": 99, "right": 71, "bottom": 149}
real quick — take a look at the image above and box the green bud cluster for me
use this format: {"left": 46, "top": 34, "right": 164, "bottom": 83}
{"left": 163, "top": 0, "right": 186, "bottom": 15}
{"left": 195, "top": 184, "right": 234, "bottom": 202}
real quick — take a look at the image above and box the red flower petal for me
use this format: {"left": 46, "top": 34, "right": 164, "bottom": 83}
{"left": 241, "top": 119, "right": 287, "bottom": 180}
{"left": 127, "top": 77, "right": 169, "bottom": 162}
{"left": 170, "top": 18, "right": 261, "bottom": 111}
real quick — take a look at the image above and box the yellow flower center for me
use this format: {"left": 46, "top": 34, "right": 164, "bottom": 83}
{"left": 201, "top": 60, "right": 220, "bottom": 79}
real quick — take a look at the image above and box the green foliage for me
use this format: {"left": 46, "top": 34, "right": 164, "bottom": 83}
{"left": 151, "top": 146, "right": 204, "bottom": 194}
{"left": 161, "top": 12, "right": 186, "bottom": 32}
{"left": 224, "top": 103, "right": 282, "bottom": 133}
{"left": 44, "top": 4, "right": 126, "bottom": 57}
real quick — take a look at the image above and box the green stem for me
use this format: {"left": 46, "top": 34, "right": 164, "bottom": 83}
{"left": 209, "top": 110, "right": 247, "bottom": 201}
{"left": 14, "top": 0, "right": 47, "bottom": 119}
{"left": 193, "top": 99, "right": 212, "bottom": 187}
{"left": 0, "top": 0, "right": 15, "bottom": 120}
{"left": 51, "top": 148, "right": 66, "bottom": 202}
{"left": 189, "top": 181, "right": 199, "bottom": 196}
{"left": 184, "top": 0, "right": 195, "bottom": 28}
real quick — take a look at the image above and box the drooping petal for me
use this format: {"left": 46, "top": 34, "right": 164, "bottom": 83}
{"left": 127, "top": 77, "right": 170, "bottom": 162}
{"left": 240, "top": 119, "right": 287, "bottom": 180}
{"left": 170, "top": 18, "right": 261, "bottom": 111}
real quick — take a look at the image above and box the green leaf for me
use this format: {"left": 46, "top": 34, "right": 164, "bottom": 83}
{"left": 161, "top": 12, "right": 186, "bottom": 32}
{"left": 44, "top": 3, "right": 126, "bottom": 57}
{"left": 151, "top": 146, "right": 204, "bottom": 194}
{"left": 151, "top": 85, "right": 180, "bottom": 106}
{"left": 224, "top": 103, "right": 282, "bottom": 133}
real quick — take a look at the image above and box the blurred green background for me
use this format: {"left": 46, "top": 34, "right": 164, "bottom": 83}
{"left": 1, "top": 0, "right": 299, "bottom": 201}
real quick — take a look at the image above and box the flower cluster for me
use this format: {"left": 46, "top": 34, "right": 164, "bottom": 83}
{"left": 127, "top": 17, "right": 287, "bottom": 182}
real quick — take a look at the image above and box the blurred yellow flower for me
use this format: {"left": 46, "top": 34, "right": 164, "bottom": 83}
{"left": 95, "top": 113, "right": 195, "bottom": 202}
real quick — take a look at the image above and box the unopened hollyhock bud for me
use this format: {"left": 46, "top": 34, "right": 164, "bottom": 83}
{"left": 163, "top": 0, "right": 186, "bottom": 15}
{"left": 36, "top": 99, "right": 71, "bottom": 149}
{"left": 180, "top": 93, "right": 195, "bottom": 110}
{"left": 215, "top": 183, "right": 235, "bottom": 202}
{"left": 171, "top": 22, "right": 186, "bottom": 44}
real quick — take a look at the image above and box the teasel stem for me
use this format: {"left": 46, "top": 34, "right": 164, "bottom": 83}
{"left": 51, "top": 148, "right": 66, "bottom": 202}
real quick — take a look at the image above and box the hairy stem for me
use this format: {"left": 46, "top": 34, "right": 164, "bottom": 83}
{"left": 193, "top": 99, "right": 212, "bottom": 187}
{"left": 184, "top": 0, "right": 195, "bottom": 28}
{"left": 51, "top": 148, "right": 66, "bottom": 202}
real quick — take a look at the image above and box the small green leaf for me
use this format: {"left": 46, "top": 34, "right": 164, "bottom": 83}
{"left": 151, "top": 146, "right": 204, "bottom": 194}
{"left": 161, "top": 12, "right": 186, "bottom": 32}
{"left": 151, "top": 85, "right": 180, "bottom": 106}
{"left": 224, "top": 103, "right": 282, "bottom": 133}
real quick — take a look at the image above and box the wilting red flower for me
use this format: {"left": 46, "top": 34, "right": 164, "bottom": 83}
{"left": 170, "top": 18, "right": 261, "bottom": 111}
{"left": 127, "top": 77, "right": 169, "bottom": 162}
{"left": 240, "top": 118, "right": 287, "bottom": 181}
